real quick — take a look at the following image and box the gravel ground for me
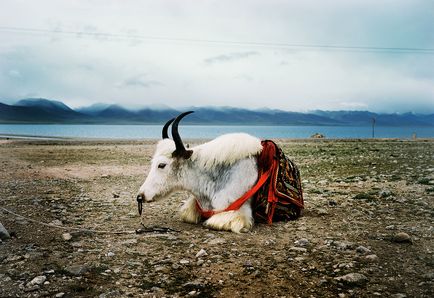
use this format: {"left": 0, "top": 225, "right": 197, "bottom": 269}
{"left": 0, "top": 138, "right": 433, "bottom": 298}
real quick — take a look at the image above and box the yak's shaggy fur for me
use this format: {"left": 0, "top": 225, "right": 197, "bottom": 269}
{"left": 191, "top": 133, "right": 262, "bottom": 169}
{"left": 139, "top": 132, "right": 262, "bottom": 233}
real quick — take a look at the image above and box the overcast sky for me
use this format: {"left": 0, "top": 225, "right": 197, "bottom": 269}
{"left": 1, "top": 0, "right": 433, "bottom": 113}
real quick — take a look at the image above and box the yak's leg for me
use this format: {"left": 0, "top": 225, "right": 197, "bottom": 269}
{"left": 204, "top": 203, "right": 253, "bottom": 233}
{"left": 179, "top": 196, "right": 201, "bottom": 224}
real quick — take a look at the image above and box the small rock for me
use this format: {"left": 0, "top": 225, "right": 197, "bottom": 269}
{"left": 0, "top": 222, "right": 11, "bottom": 240}
{"left": 113, "top": 192, "right": 120, "bottom": 198}
{"left": 294, "top": 238, "right": 310, "bottom": 247}
{"left": 379, "top": 189, "right": 392, "bottom": 198}
{"left": 391, "top": 294, "right": 407, "bottom": 298}
{"left": 365, "top": 254, "right": 379, "bottom": 262}
{"left": 317, "top": 208, "right": 329, "bottom": 216}
{"left": 208, "top": 237, "right": 226, "bottom": 245}
{"left": 101, "top": 174, "right": 110, "bottom": 178}
{"left": 195, "top": 249, "right": 208, "bottom": 258}
{"left": 289, "top": 247, "right": 307, "bottom": 253}
{"left": 27, "top": 275, "right": 46, "bottom": 287}
{"left": 392, "top": 232, "right": 412, "bottom": 243}
{"left": 55, "top": 293, "right": 65, "bottom": 298}
{"left": 335, "top": 273, "right": 368, "bottom": 286}
{"left": 65, "top": 265, "right": 88, "bottom": 276}
{"left": 106, "top": 251, "right": 115, "bottom": 257}
{"left": 62, "top": 233, "right": 72, "bottom": 241}
{"left": 180, "top": 259, "right": 190, "bottom": 265}
{"left": 355, "top": 245, "right": 371, "bottom": 254}
{"left": 50, "top": 219, "right": 63, "bottom": 226}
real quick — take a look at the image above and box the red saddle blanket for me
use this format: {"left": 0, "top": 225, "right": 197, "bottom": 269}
{"left": 253, "top": 140, "right": 304, "bottom": 224}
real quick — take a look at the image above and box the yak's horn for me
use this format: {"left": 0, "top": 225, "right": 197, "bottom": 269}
{"left": 172, "top": 111, "right": 194, "bottom": 158}
{"left": 162, "top": 118, "right": 175, "bottom": 139}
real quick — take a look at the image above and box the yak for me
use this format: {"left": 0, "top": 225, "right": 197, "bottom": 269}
{"left": 137, "top": 111, "right": 264, "bottom": 233}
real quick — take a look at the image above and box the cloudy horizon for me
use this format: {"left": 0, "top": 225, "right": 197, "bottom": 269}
{"left": 1, "top": 0, "right": 433, "bottom": 113}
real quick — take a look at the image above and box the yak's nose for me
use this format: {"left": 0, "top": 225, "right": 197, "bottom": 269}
{"left": 137, "top": 192, "right": 153, "bottom": 203}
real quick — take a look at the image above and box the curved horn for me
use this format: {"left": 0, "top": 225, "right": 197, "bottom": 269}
{"left": 172, "top": 111, "right": 194, "bottom": 158}
{"left": 162, "top": 118, "right": 175, "bottom": 139}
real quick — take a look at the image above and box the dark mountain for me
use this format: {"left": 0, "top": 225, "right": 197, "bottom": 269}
{"left": 0, "top": 98, "right": 433, "bottom": 126}
{"left": 0, "top": 99, "right": 88, "bottom": 123}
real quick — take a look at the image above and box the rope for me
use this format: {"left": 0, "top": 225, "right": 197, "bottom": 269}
{"left": 0, "top": 206, "right": 177, "bottom": 235}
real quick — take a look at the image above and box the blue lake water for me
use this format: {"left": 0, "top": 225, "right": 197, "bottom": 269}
{"left": 0, "top": 124, "right": 432, "bottom": 139}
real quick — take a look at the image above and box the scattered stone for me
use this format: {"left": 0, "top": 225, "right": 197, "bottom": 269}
{"left": 365, "top": 254, "right": 379, "bottom": 262}
{"left": 113, "top": 192, "right": 120, "bottom": 198}
{"left": 50, "top": 219, "right": 63, "bottom": 226}
{"left": 195, "top": 249, "right": 208, "bottom": 258}
{"left": 294, "top": 238, "right": 310, "bottom": 247}
{"left": 27, "top": 275, "right": 46, "bottom": 287}
{"left": 392, "top": 232, "right": 412, "bottom": 243}
{"left": 208, "top": 237, "right": 226, "bottom": 245}
{"left": 391, "top": 294, "right": 407, "bottom": 298}
{"left": 106, "top": 251, "right": 115, "bottom": 257}
{"left": 289, "top": 247, "right": 307, "bottom": 253}
{"left": 44, "top": 269, "right": 55, "bottom": 275}
{"left": 0, "top": 222, "right": 11, "bottom": 240}
{"left": 379, "top": 189, "right": 393, "bottom": 198}
{"left": 180, "top": 259, "right": 190, "bottom": 265}
{"left": 328, "top": 200, "right": 338, "bottom": 206}
{"left": 356, "top": 245, "right": 371, "bottom": 254}
{"left": 55, "top": 293, "right": 65, "bottom": 298}
{"left": 317, "top": 208, "right": 329, "bottom": 216}
{"left": 62, "top": 233, "right": 72, "bottom": 241}
{"left": 335, "top": 273, "right": 368, "bottom": 286}
{"left": 101, "top": 174, "right": 110, "bottom": 178}
{"left": 65, "top": 265, "right": 89, "bottom": 276}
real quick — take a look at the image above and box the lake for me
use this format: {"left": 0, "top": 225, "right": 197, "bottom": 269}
{"left": 0, "top": 124, "right": 432, "bottom": 139}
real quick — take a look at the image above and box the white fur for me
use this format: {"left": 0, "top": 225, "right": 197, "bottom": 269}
{"left": 191, "top": 133, "right": 262, "bottom": 170}
{"left": 138, "top": 133, "right": 261, "bottom": 233}
{"left": 203, "top": 203, "right": 253, "bottom": 233}
{"left": 179, "top": 197, "right": 201, "bottom": 224}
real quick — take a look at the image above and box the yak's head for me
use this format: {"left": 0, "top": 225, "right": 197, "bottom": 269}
{"left": 137, "top": 111, "right": 194, "bottom": 202}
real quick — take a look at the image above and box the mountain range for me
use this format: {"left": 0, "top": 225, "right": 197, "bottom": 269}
{"left": 1, "top": 98, "right": 433, "bottom": 126}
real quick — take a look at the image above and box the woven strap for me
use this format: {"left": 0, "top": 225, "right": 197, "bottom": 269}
{"left": 195, "top": 166, "right": 274, "bottom": 219}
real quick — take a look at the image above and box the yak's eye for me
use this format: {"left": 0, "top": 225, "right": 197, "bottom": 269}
{"left": 158, "top": 163, "right": 167, "bottom": 169}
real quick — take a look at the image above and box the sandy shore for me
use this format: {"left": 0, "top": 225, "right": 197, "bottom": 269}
{"left": 0, "top": 138, "right": 433, "bottom": 297}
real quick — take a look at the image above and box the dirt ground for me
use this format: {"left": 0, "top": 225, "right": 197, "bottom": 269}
{"left": 0, "top": 138, "right": 433, "bottom": 298}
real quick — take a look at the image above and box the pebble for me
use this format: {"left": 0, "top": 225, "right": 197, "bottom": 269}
{"left": 27, "top": 275, "right": 46, "bottom": 287}
{"left": 65, "top": 265, "right": 89, "bottom": 276}
{"left": 113, "top": 192, "right": 120, "bottom": 198}
{"left": 208, "top": 237, "right": 226, "bottom": 245}
{"left": 356, "top": 245, "right": 371, "bottom": 254}
{"left": 180, "top": 259, "right": 190, "bottom": 265}
{"left": 294, "top": 238, "right": 310, "bottom": 247}
{"left": 55, "top": 293, "right": 65, "bottom": 298}
{"left": 317, "top": 208, "right": 329, "bottom": 215}
{"left": 289, "top": 247, "right": 307, "bottom": 253}
{"left": 365, "top": 254, "right": 379, "bottom": 262}
{"left": 0, "top": 222, "right": 11, "bottom": 240}
{"left": 106, "top": 251, "right": 115, "bottom": 257}
{"left": 195, "top": 249, "right": 208, "bottom": 258}
{"left": 62, "top": 233, "right": 72, "bottom": 241}
{"left": 334, "top": 273, "right": 368, "bottom": 286}
{"left": 392, "top": 232, "right": 412, "bottom": 243}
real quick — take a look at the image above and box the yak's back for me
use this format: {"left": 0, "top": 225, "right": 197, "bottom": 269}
{"left": 192, "top": 133, "right": 262, "bottom": 170}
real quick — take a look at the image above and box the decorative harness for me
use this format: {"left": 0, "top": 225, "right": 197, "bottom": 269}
{"left": 195, "top": 140, "right": 303, "bottom": 223}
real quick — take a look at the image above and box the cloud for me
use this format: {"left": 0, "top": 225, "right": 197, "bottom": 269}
{"left": 204, "top": 51, "right": 259, "bottom": 64}
{"left": 121, "top": 74, "right": 162, "bottom": 88}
